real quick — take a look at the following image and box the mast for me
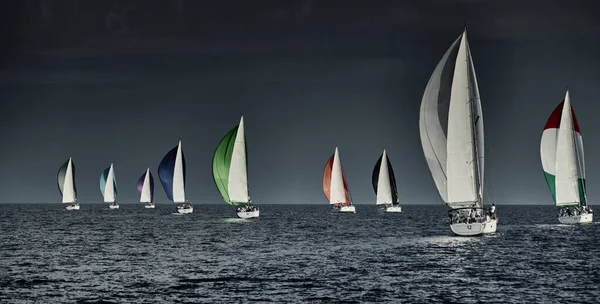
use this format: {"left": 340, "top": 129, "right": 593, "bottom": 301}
{"left": 465, "top": 31, "right": 483, "bottom": 208}
{"left": 446, "top": 29, "right": 478, "bottom": 207}
{"left": 567, "top": 89, "right": 588, "bottom": 207}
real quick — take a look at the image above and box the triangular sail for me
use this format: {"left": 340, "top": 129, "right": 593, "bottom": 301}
{"left": 372, "top": 150, "right": 398, "bottom": 205}
{"left": 137, "top": 168, "right": 154, "bottom": 203}
{"left": 100, "top": 164, "right": 117, "bottom": 203}
{"left": 540, "top": 90, "right": 586, "bottom": 206}
{"left": 212, "top": 116, "right": 249, "bottom": 206}
{"left": 158, "top": 141, "right": 186, "bottom": 203}
{"left": 419, "top": 29, "right": 483, "bottom": 209}
{"left": 322, "top": 147, "right": 351, "bottom": 205}
{"left": 58, "top": 158, "right": 77, "bottom": 203}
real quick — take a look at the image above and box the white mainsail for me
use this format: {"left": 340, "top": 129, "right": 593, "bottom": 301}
{"left": 330, "top": 147, "right": 346, "bottom": 204}
{"left": 555, "top": 90, "right": 580, "bottom": 205}
{"left": 376, "top": 150, "right": 393, "bottom": 205}
{"left": 62, "top": 158, "right": 76, "bottom": 203}
{"left": 103, "top": 164, "right": 116, "bottom": 203}
{"left": 228, "top": 116, "right": 250, "bottom": 203}
{"left": 173, "top": 140, "right": 186, "bottom": 203}
{"left": 140, "top": 168, "right": 152, "bottom": 203}
{"left": 419, "top": 29, "right": 484, "bottom": 208}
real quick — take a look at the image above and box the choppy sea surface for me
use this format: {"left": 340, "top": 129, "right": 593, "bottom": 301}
{"left": 0, "top": 204, "right": 599, "bottom": 303}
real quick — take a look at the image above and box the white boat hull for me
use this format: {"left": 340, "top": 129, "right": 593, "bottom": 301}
{"left": 144, "top": 203, "right": 155, "bottom": 209}
{"left": 177, "top": 205, "right": 193, "bottom": 214}
{"left": 237, "top": 210, "right": 260, "bottom": 219}
{"left": 385, "top": 206, "right": 402, "bottom": 213}
{"left": 65, "top": 204, "right": 80, "bottom": 211}
{"left": 108, "top": 204, "right": 119, "bottom": 210}
{"left": 559, "top": 213, "right": 593, "bottom": 224}
{"left": 451, "top": 218, "right": 497, "bottom": 236}
{"left": 339, "top": 205, "right": 356, "bottom": 213}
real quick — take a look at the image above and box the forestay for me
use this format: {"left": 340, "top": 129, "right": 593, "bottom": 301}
{"left": 212, "top": 116, "right": 250, "bottom": 206}
{"left": 58, "top": 158, "right": 77, "bottom": 203}
{"left": 540, "top": 90, "right": 586, "bottom": 207}
{"left": 158, "top": 141, "right": 187, "bottom": 203}
{"left": 419, "top": 30, "right": 484, "bottom": 208}
{"left": 322, "top": 147, "right": 351, "bottom": 205}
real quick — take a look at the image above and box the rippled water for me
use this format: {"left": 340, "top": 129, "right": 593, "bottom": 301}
{"left": 0, "top": 204, "right": 599, "bottom": 303}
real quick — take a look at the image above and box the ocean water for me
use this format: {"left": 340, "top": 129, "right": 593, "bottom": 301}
{"left": 0, "top": 204, "right": 599, "bottom": 303}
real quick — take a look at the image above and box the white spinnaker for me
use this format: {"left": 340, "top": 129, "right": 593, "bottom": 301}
{"left": 330, "top": 147, "right": 346, "bottom": 204}
{"left": 555, "top": 91, "right": 580, "bottom": 205}
{"left": 376, "top": 150, "right": 393, "bottom": 205}
{"left": 62, "top": 158, "right": 76, "bottom": 203}
{"left": 419, "top": 37, "right": 460, "bottom": 204}
{"left": 446, "top": 32, "right": 478, "bottom": 205}
{"left": 172, "top": 140, "right": 186, "bottom": 203}
{"left": 104, "top": 164, "right": 116, "bottom": 203}
{"left": 140, "top": 168, "right": 152, "bottom": 203}
{"left": 228, "top": 116, "right": 250, "bottom": 203}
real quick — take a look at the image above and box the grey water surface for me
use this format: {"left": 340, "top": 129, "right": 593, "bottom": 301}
{"left": 1, "top": 204, "right": 599, "bottom": 303}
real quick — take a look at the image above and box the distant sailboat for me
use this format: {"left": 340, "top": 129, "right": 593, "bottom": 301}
{"left": 159, "top": 140, "right": 192, "bottom": 214}
{"left": 540, "top": 89, "right": 593, "bottom": 224}
{"left": 212, "top": 116, "right": 259, "bottom": 219}
{"left": 100, "top": 163, "right": 119, "bottom": 209}
{"left": 372, "top": 150, "right": 401, "bottom": 213}
{"left": 418, "top": 28, "right": 497, "bottom": 236}
{"left": 323, "top": 147, "right": 356, "bottom": 213}
{"left": 138, "top": 168, "right": 155, "bottom": 209}
{"left": 58, "top": 157, "right": 79, "bottom": 210}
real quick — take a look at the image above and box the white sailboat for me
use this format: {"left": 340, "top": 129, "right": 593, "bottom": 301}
{"left": 213, "top": 116, "right": 259, "bottom": 219}
{"left": 540, "top": 89, "right": 593, "bottom": 224}
{"left": 373, "top": 150, "right": 401, "bottom": 213}
{"left": 159, "top": 140, "right": 192, "bottom": 214}
{"left": 100, "top": 163, "right": 119, "bottom": 209}
{"left": 323, "top": 147, "right": 356, "bottom": 213}
{"left": 138, "top": 168, "right": 155, "bottom": 209}
{"left": 58, "top": 157, "right": 80, "bottom": 210}
{"left": 418, "top": 28, "right": 497, "bottom": 236}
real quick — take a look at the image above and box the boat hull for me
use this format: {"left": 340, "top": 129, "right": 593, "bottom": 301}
{"left": 237, "top": 210, "right": 259, "bottom": 219}
{"left": 385, "top": 206, "right": 402, "bottom": 213}
{"left": 144, "top": 203, "right": 155, "bottom": 209}
{"left": 338, "top": 205, "right": 356, "bottom": 213}
{"left": 65, "top": 204, "right": 80, "bottom": 211}
{"left": 559, "top": 213, "right": 593, "bottom": 224}
{"left": 177, "top": 205, "right": 193, "bottom": 214}
{"left": 451, "top": 218, "right": 497, "bottom": 236}
{"left": 108, "top": 204, "right": 119, "bottom": 210}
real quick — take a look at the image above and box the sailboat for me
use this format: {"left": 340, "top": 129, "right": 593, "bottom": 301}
{"left": 100, "top": 163, "right": 119, "bottom": 209}
{"left": 323, "top": 147, "right": 356, "bottom": 213}
{"left": 372, "top": 150, "right": 401, "bottom": 213}
{"left": 57, "top": 157, "right": 79, "bottom": 210}
{"left": 212, "top": 116, "right": 259, "bottom": 219}
{"left": 540, "top": 89, "right": 593, "bottom": 224}
{"left": 138, "top": 168, "right": 155, "bottom": 209}
{"left": 158, "top": 140, "right": 192, "bottom": 214}
{"left": 418, "top": 28, "right": 497, "bottom": 236}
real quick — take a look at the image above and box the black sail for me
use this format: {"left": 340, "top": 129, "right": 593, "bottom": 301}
{"left": 372, "top": 153, "right": 398, "bottom": 205}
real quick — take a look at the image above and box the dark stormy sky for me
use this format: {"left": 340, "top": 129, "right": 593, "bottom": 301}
{"left": 1, "top": 0, "right": 599, "bottom": 205}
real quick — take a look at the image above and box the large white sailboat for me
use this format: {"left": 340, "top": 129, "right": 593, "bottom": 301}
{"left": 418, "top": 28, "right": 497, "bottom": 236}
{"left": 138, "top": 168, "right": 155, "bottom": 209}
{"left": 213, "top": 116, "right": 259, "bottom": 219}
{"left": 100, "top": 163, "right": 119, "bottom": 209}
{"left": 540, "top": 89, "right": 593, "bottom": 224}
{"left": 159, "top": 140, "right": 192, "bottom": 214}
{"left": 372, "top": 150, "right": 401, "bottom": 213}
{"left": 323, "top": 147, "right": 356, "bottom": 213}
{"left": 57, "top": 157, "right": 79, "bottom": 210}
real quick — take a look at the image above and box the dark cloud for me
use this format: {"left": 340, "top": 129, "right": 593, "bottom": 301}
{"left": 1, "top": 0, "right": 599, "bottom": 205}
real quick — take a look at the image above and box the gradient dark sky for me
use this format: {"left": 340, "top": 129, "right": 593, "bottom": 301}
{"left": 1, "top": 0, "right": 599, "bottom": 204}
